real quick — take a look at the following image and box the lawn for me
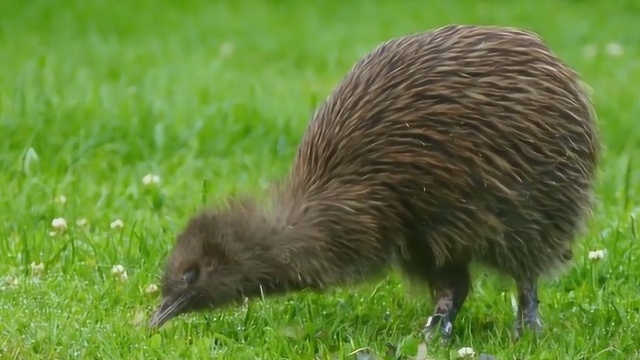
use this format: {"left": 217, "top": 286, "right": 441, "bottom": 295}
{"left": 1, "top": 0, "right": 640, "bottom": 358}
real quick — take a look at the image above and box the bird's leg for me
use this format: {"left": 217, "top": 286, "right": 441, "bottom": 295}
{"left": 422, "top": 262, "right": 470, "bottom": 342}
{"left": 513, "top": 276, "right": 542, "bottom": 340}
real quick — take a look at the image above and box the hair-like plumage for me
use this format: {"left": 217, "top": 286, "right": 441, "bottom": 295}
{"left": 150, "top": 24, "right": 600, "bottom": 337}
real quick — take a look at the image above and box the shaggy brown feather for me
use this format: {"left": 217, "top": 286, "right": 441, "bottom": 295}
{"left": 150, "top": 24, "right": 600, "bottom": 340}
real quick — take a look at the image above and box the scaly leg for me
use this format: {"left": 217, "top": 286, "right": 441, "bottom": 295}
{"left": 513, "top": 276, "right": 542, "bottom": 340}
{"left": 422, "top": 262, "right": 471, "bottom": 342}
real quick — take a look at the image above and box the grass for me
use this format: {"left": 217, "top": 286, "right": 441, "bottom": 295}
{"left": 1, "top": 0, "right": 640, "bottom": 358}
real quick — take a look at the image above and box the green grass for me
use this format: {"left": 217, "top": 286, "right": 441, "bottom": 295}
{"left": 1, "top": 0, "right": 640, "bottom": 358}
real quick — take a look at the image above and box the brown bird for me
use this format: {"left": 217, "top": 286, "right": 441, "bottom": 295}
{"left": 149, "top": 24, "right": 600, "bottom": 342}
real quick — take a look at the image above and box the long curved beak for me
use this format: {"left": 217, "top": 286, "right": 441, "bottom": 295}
{"left": 149, "top": 292, "right": 192, "bottom": 328}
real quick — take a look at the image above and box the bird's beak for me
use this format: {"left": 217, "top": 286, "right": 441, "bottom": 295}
{"left": 149, "top": 292, "right": 192, "bottom": 329}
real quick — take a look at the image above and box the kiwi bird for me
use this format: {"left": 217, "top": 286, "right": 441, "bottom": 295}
{"left": 149, "top": 24, "right": 600, "bottom": 341}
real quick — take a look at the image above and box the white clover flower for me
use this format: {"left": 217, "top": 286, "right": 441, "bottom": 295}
{"left": 110, "top": 219, "right": 124, "bottom": 229}
{"left": 111, "top": 264, "right": 125, "bottom": 275}
{"left": 55, "top": 195, "right": 67, "bottom": 204}
{"left": 588, "top": 249, "right": 607, "bottom": 261}
{"left": 606, "top": 43, "right": 623, "bottom": 57}
{"left": 119, "top": 271, "right": 129, "bottom": 282}
{"left": 142, "top": 174, "right": 161, "bottom": 187}
{"left": 76, "top": 218, "right": 87, "bottom": 227}
{"left": 30, "top": 262, "right": 44, "bottom": 275}
{"left": 457, "top": 347, "right": 475, "bottom": 358}
{"left": 51, "top": 218, "right": 67, "bottom": 231}
{"left": 145, "top": 284, "right": 159, "bottom": 294}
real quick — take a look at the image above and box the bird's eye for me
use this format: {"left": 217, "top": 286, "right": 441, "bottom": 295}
{"left": 182, "top": 266, "right": 199, "bottom": 285}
